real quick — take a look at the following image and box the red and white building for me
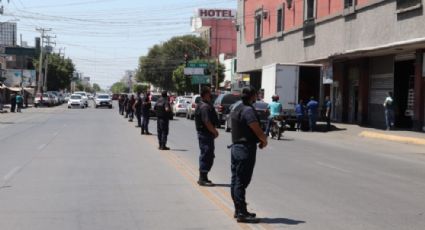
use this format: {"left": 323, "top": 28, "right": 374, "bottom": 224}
{"left": 191, "top": 8, "right": 237, "bottom": 58}
{"left": 236, "top": 0, "right": 425, "bottom": 131}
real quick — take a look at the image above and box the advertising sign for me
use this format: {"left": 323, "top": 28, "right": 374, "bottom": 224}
{"left": 198, "top": 9, "right": 236, "bottom": 19}
{"left": 3, "top": 69, "right": 36, "bottom": 87}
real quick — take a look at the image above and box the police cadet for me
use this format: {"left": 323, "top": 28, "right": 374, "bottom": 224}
{"left": 154, "top": 91, "right": 171, "bottom": 150}
{"left": 133, "top": 93, "right": 143, "bottom": 128}
{"left": 230, "top": 86, "right": 268, "bottom": 223}
{"left": 194, "top": 86, "right": 219, "bottom": 187}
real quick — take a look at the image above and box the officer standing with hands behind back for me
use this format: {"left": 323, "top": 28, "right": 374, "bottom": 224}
{"left": 194, "top": 86, "right": 219, "bottom": 187}
{"left": 230, "top": 86, "right": 267, "bottom": 223}
{"left": 154, "top": 91, "right": 171, "bottom": 150}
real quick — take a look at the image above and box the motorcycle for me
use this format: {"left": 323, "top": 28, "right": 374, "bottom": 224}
{"left": 270, "top": 115, "right": 286, "bottom": 140}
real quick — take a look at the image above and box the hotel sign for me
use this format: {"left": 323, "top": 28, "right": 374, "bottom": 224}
{"left": 198, "top": 9, "right": 236, "bottom": 19}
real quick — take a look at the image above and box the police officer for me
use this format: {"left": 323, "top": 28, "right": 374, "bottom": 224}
{"left": 133, "top": 93, "right": 143, "bottom": 127}
{"left": 141, "top": 92, "right": 152, "bottom": 135}
{"left": 154, "top": 91, "right": 171, "bottom": 150}
{"left": 230, "top": 86, "right": 268, "bottom": 223}
{"left": 194, "top": 86, "right": 219, "bottom": 187}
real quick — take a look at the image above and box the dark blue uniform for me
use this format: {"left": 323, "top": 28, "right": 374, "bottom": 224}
{"left": 230, "top": 102, "right": 259, "bottom": 215}
{"left": 154, "top": 96, "right": 171, "bottom": 149}
{"left": 134, "top": 96, "right": 142, "bottom": 127}
{"left": 141, "top": 96, "right": 151, "bottom": 134}
{"left": 195, "top": 100, "right": 219, "bottom": 173}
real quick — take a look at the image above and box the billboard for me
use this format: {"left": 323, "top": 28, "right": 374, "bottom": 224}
{"left": 198, "top": 9, "right": 236, "bottom": 19}
{"left": 3, "top": 69, "right": 36, "bottom": 87}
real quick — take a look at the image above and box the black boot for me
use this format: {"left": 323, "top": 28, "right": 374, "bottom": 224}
{"left": 197, "top": 172, "right": 214, "bottom": 186}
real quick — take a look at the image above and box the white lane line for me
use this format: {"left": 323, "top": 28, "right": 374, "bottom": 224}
{"left": 3, "top": 166, "right": 21, "bottom": 181}
{"left": 37, "top": 144, "right": 47, "bottom": 150}
{"left": 316, "top": 161, "right": 352, "bottom": 174}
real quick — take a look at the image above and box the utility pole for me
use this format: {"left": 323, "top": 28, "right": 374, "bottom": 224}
{"left": 35, "top": 28, "right": 51, "bottom": 95}
{"left": 43, "top": 35, "right": 56, "bottom": 91}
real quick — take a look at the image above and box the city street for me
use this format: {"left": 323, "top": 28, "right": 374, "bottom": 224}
{"left": 1, "top": 103, "right": 425, "bottom": 230}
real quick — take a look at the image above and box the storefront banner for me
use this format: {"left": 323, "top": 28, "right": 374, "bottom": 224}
{"left": 3, "top": 69, "right": 36, "bottom": 87}
{"left": 322, "top": 64, "right": 333, "bottom": 84}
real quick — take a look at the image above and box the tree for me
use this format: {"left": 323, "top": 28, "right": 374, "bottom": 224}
{"left": 133, "top": 84, "right": 148, "bottom": 94}
{"left": 92, "top": 83, "right": 102, "bottom": 92}
{"left": 110, "top": 82, "right": 128, "bottom": 94}
{"left": 42, "top": 54, "right": 75, "bottom": 91}
{"left": 136, "top": 35, "right": 208, "bottom": 91}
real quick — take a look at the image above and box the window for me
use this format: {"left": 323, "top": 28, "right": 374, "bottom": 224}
{"left": 344, "top": 0, "right": 354, "bottom": 8}
{"left": 304, "top": 0, "right": 316, "bottom": 20}
{"left": 396, "top": 0, "right": 422, "bottom": 10}
{"left": 277, "top": 8, "right": 284, "bottom": 32}
{"left": 254, "top": 11, "right": 262, "bottom": 39}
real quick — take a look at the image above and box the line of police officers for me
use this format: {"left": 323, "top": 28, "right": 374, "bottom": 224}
{"left": 194, "top": 86, "right": 267, "bottom": 223}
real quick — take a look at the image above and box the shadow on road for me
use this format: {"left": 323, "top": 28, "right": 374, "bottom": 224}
{"left": 213, "top": 183, "right": 230, "bottom": 188}
{"left": 260, "top": 217, "right": 306, "bottom": 225}
{"left": 171, "top": 149, "right": 188, "bottom": 152}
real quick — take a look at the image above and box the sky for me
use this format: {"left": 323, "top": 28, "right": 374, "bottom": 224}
{"left": 2, "top": 0, "right": 236, "bottom": 89}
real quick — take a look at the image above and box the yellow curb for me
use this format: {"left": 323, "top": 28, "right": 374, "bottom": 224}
{"left": 359, "top": 131, "right": 425, "bottom": 146}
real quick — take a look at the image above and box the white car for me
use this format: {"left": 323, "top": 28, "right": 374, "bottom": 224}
{"left": 67, "top": 94, "right": 85, "bottom": 109}
{"left": 173, "top": 98, "right": 189, "bottom": 117}
{"left": 94, "top": 94, "right": 113, "bottom": 109}
{"left": 73, "top": 91, "right": 89, "bottom": 107}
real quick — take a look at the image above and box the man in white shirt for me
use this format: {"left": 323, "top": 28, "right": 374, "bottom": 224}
{"left": 383, "top": 92, "right": 394, "bottom": 130}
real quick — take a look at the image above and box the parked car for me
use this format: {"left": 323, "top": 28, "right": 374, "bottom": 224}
{"left": 213, "top": 93, "right": 241, "bottom": 127}
{"left": 67, "top": 94, "right": 86, "bottom": 109}
{"left": 47, "top": 91, "right": 64, "bottom": 104}
{"left": 173, "top": 98, "right": 190, "bottom": 117}
{"left": 94, "top": 94, "right": 113, "bottom": 108}
{"left": 34, "top": 92, "right": 54, "bottom": 107}
{"left": 186, "top": 94, "right": 201, "bottom": 120}
{"left": 224, "top": 101, "right": 269, "bottom": 132}
{"left": 73, "top": 91, "right": 89, "bottom": 107}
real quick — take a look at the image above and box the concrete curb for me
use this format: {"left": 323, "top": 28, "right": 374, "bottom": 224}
{"left": 359, "top": 131, "right": 425, "bottom": 146}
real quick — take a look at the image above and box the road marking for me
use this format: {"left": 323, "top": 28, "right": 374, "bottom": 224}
{"left": 3, "top": 166, "right": 22, "bottom": 181}
{"left": 37, "top": 144, "right": 47, "bottom": 150}
{"left": 143, "top": 135, "right": 271, "bottom": 230}
{"left": 316, "top": 161, "right": 352, "bottom": 174}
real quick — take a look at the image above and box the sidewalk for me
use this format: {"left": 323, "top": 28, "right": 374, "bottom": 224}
{"left": 329, "top": 123, "right": 425, "bottom": 146}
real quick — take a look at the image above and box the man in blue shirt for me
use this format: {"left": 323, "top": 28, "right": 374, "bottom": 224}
{"left": 295, "top": 99, "right": 304, "bottom": 131}
{"left": 306, "top": 97, "right": 318, "bottom": 132}
{"left": 265, "top": 95, "right": 282, "bottom": 136}
{"left": 324, "top": 96, "right": 332, "bottom": 131}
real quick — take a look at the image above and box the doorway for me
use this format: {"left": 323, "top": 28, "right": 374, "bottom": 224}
{"left": 347, "top": 67, "right": 360, "bottom": 123}
{"left": 394, "top": 60, "right": 415, "bottom": 129}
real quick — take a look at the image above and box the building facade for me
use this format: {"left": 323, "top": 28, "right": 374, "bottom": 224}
{"left": 237, "top": 0, "right": 425, "bottom": 131}
{"left": 191, "top": 8, "right": 237, "bottom": 58}
{"left": 0, "top": 22, "right": 17, "bottom": 47}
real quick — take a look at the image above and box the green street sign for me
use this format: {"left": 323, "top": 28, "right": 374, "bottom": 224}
{"left": 187, "top": 63, "right": 209, "bottom": 68}
{"left": 191, "top": 75, "right": 210, "bottom": 85}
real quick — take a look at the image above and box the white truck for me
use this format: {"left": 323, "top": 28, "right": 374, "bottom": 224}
{"left": 261, "top": 63, "right": 322, "bottom": 129}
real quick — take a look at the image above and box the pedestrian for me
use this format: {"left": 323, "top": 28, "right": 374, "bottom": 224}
{"left": 141, "top": 92, "right": 152, "bottom": 135}
{"left": 128, "top": 94, "right": 135, "bottom": 122}
{"left": 230, "top": 86, "right": 267, "bottom": 223}
{"left": 16, "top": 93, "right": 23, "bottom": 113}
{"left": 295, "top": 99, "right": 304, "bottom": 131}
{"left": 118, "top": 94, "right": 125, "bottom": 115}
{"left": 133, "top": 93, "right": 143, "bottom": 127}
{"left": 383, "top": 92, "right": 394, "bottom": 130}
{"left": 265, "top": 95, "right": 282, "bottom": 136}
{"left": 324, "top": 96, "right": 332, "bottom": 131}
{"left": 10, "top": 93, "right": 16, "bottom": 113}
{"left": 123, "top": 95, "right": 129, "bottom": 118}
{"left": 0, "top": 89, "right": 4, "bottom": 111}
{"left": 306, "top": 96, "right": 318, "bottom": 132}
{"left": 194, "top": 86, "right": 219, "bottom": 187}
{"left": 154, "top": 91, "right": 172, "bottom": 150}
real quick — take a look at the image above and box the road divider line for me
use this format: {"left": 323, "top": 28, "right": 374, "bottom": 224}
{"left": 316, "top": 161, "right": 352, "bottom": 174}
{"left": 359, "top": 131, "right": 425, "bottom": 146}
{"left": 37, "top": 144, "right": 47, "bottom": 151}
{"left": 143, "top": 135, "right": 271, "bottom": 230}
{"left": 3, "top": 166, "right": 22, "bottom": 181}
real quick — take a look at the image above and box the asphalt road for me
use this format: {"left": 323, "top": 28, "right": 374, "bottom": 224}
{"left": 1, "top": 103, "right": 425, "bottom": 230}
